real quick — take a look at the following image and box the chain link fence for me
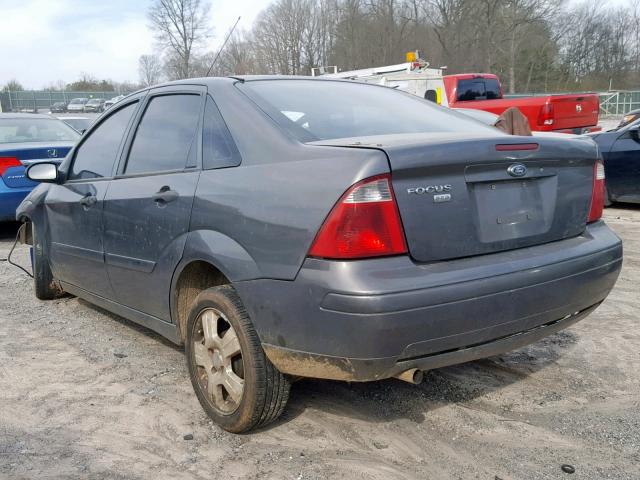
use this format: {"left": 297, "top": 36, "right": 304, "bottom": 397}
{"left": 0, "top": 90, "right": 128, "bottom": 113}
{"left": 599, "top": 91, "right": 640, "bottom": 116}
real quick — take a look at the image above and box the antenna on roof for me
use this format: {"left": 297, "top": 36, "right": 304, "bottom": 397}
{"left": 206, "top": 16, "right": 242, "bottom": 77}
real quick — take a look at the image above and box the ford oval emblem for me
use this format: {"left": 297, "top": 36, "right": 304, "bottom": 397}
{"left": 507, "top": 163, "right": 527, "bottom": 177}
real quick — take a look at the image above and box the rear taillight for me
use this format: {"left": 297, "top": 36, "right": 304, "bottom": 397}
{"left": 308, "top": 174, "right": 408, "bottom": 259}
{"left": 0, "top": 157, "right": 20, "bottom": 176}
{"left": 537, "top": 103, "right": 554, "bottom": 126}
{"left": 588, "top": 160, "right": 605, "bottom": 223}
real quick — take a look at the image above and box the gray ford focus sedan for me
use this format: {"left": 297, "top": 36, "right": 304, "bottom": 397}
{"left": 17, "top": 77, "right": 622, "bottom": 432}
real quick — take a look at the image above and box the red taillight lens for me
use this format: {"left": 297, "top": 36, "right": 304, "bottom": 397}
{"left": 588, "top": 160, "right": 605, "bottom": 223}
{"left": 537, "top": 103, "right": 554, "bottom": 126}
{"left": 0, "top": 157, "right": 21, "bottom": 176}
{"left": 308, "top": 174, "right": 408, "bottom": 259}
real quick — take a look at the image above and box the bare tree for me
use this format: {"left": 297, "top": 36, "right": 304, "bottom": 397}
{"left": 148, "top": 0, "right": 211, "bottom": 79}
{"left": 2, "top": 79, "right": 24, "bottom": 92}
{"left": 138, "top": 54, "right": 163, "bottom": 86}
{"left": 202, "top": 0, "right": 640, "bottom": 92}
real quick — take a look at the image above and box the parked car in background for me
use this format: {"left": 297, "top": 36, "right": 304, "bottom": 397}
{"left": 444, "top": 74, "right": 601, "bottom": 134}
{"left": 17, "top": 78, "right": 621, "bottom": 432}
{"left": 66, "top": 98, "right": 88, "bottom": 113}
{"left": 57, "top": 116, "right": 92, "bottom": 133}
{"left": 0, "top": 113, "right": 79, "bottom": 222}
{"left": 617, "top": 109, "right": 640, "bottom": 129}
{"left": 589, "top": 118, "right": 640, "bottom": 205}
{"left": 83, "top": 98, "right": 105, "bottom": 113}
{"left": 104, "top": 95, "right": 126, "bottom": 110}
{"left": 50, "top": 102, "right": 67, "bottom": 113}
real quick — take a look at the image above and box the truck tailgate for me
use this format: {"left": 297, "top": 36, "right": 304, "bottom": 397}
{"left": 550, "top": 94, "right": 600, "bottom": 131}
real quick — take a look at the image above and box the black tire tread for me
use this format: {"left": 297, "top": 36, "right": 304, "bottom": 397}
{"left": 32, "top": 223, "right": 63, "bottom": 300}
{"left": 188, "top": 285, "right": 290, "bottom": 432}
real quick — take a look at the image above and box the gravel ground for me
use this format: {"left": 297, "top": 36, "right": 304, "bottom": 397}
{"left": 0, "top": 207, "right": 638, "bottom": 480}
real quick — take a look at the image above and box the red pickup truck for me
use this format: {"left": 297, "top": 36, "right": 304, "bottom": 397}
{"left": 444, "top": 74, "right": 600, "bottom": 134}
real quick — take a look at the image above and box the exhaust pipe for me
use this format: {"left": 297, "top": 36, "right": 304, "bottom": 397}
{"left": 395, "top": 368, "right": 424, "bottom": 385}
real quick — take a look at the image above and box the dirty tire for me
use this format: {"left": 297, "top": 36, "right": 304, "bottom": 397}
{"left": 185, "top": 285, "right": 290, "bottom": 433}
{"left": 32, "top": 223, "right": 63, "bottom": 300}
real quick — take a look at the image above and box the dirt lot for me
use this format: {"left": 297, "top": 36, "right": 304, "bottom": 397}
{"left": 0, "top": 208, "right": 638, "bottom": 480}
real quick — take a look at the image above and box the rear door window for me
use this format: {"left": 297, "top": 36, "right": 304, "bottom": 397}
{"left": 124, "top": 94, "right": 201, "bottom": 175}
{"left": 69, "top": 102, "right": 138, "bottom": 180}
{"left": 203, "top": 96, "right": 241, "bottom": 169}
{"left": 457, "top": 79, "right": 501, "bottom": 101}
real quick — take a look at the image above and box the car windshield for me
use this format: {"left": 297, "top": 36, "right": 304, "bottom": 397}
{"left": 240, "top": 79, "right": 497, "bottom": 142}
{"left": 0, "top": 118, "right": 80, "bottom": 143}
{"left": 70, "top": 98, "right": 87, "bottom": 104}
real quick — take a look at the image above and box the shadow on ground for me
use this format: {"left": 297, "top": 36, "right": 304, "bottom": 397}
{"left": 0, "top": 221, "right": 20, "bottom": 240}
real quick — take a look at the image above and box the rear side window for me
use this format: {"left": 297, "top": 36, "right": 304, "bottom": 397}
{"left": 203, "top": 96, "right": 241, "bottom": 169}
{"left": 69, "top": 102, "right": 137, "bottom": 180}
{"left": 124, "top": 94, "right": 201, "bottom": 175}
{"left": 456, "top": 79, "right": 501, "bottom": 101}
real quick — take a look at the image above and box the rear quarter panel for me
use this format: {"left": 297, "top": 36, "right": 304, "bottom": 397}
{"left": 187, "top": 80, "right": 392, "bottom": 281}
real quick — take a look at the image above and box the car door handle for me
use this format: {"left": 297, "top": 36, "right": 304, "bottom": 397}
{"left": 152, "top": 187, "right": 179, "bottom": 205}
{"left": 79, "top": 194, "right": 97, "bottom": 208}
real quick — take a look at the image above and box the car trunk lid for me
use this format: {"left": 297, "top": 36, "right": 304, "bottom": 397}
{"left": 311, "top": 133, "right": 596, "bottom": 262}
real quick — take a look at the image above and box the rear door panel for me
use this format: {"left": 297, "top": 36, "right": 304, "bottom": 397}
{"left": 103, "top": 172, "right": 199, "bottom": 318}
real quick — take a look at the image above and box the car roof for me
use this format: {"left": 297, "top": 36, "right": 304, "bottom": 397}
{"left": 0, "top": 113, "right": 58, "bottom": 119}
{"left": 125, "top": 75, "right": 398, "bottom": 97}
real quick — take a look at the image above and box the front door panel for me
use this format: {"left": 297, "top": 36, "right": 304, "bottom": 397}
{"left": 46, "top": 180, "right": 112, "bottom": 297}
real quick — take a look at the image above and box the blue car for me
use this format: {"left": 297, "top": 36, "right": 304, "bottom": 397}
{"left": 0, "top": 113, "right": 79, "bottom": 221}
{"left": 589, "top": 118, "right": 640, "bottom": 205}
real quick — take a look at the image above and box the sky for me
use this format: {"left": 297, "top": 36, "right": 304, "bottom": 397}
{"left": 0, "top": 0, "right": 273, "bottom": 89}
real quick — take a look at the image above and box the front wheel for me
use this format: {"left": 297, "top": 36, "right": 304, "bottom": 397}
{"left": 32, "top": 223, "right": 64, "bottom": 300}
{"left": 185, "top": 285, "right": 290, "bottom": 433}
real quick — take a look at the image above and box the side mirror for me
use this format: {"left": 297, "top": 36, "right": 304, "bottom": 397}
{"left": 27, "top": 162, "right": 59, "bottom": 183}
{"left": 628, "top": 124, "right": 640, "bottom": 143}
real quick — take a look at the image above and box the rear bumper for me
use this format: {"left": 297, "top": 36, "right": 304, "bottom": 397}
{"left": 0, "top": 183, "right": 32, "bottom": 222}
{"left": 554, "top": 126, "right": 601, "bottom": 135}
{"left": 235, "top": 221, "right": 622, "bottom": 381}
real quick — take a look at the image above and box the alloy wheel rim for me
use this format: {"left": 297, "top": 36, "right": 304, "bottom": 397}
{"left": 192, "top": 308, "right": 244, "bottom": 414}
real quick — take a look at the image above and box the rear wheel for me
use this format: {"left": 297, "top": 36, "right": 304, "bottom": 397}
{"left": 185, "top": 285, "right": 290, "bottom": 433}
{"left": 32, "top": 223, "right": 63, "bottom": 300}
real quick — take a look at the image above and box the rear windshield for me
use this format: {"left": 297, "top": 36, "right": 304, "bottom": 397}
{"left": 239, "top": 79, "right": 497, "bottom": 142}
{"left": 456, "top": 78, "right": 502, "bottom": 101}
{"left": 0, "top": 118, "right": 80, "bottom": 144}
